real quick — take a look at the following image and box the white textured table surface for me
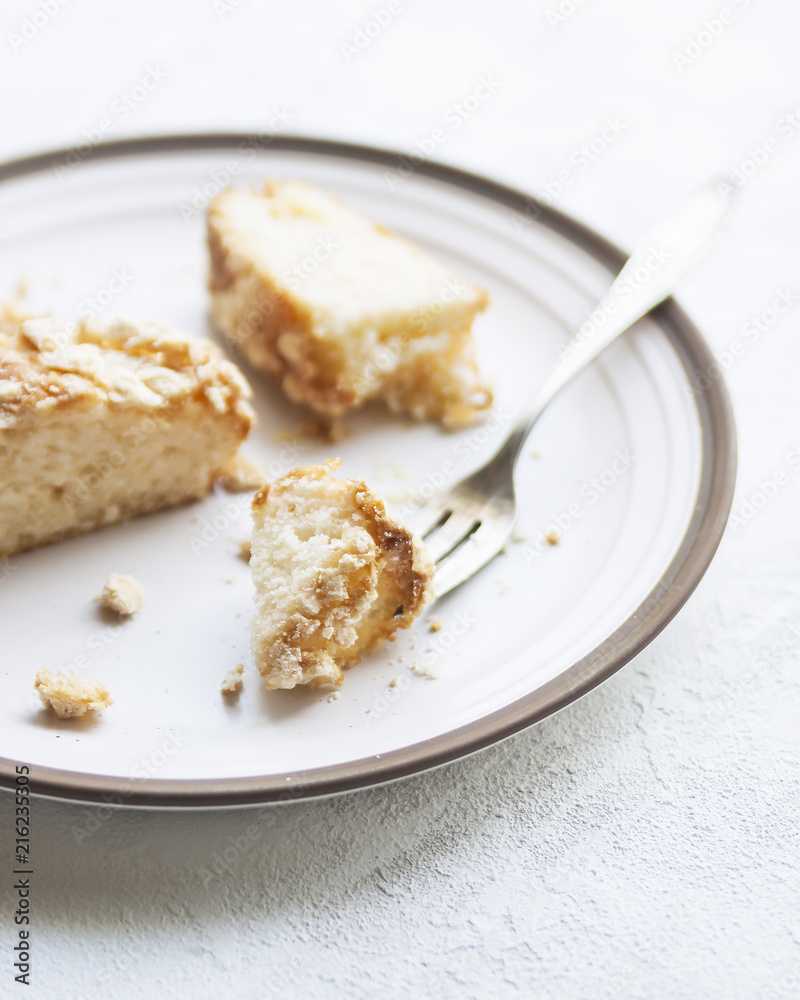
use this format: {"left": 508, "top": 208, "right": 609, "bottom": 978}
{"left": 1, "top": 1, "right": 799, "bottom": 997}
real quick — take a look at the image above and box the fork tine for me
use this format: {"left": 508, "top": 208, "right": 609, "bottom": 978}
{"left": 424, "top": 511, "right": 481, "bottom": 563}
{"left": 407, "top": 500, "right": 454, "bottom": 539}
{"left": 433, "top": 518, "right": 513, "bottom": 597}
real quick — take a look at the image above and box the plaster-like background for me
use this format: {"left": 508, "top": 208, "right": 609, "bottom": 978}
{"left": 1, "top": 1, "right": 799, "bottom": 997}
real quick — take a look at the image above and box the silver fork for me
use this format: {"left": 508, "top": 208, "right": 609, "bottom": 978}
{"left": 417, "top": 179, "right": 733, "bottom": 597}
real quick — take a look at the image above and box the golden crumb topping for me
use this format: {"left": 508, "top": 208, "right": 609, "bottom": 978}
{"left": 0, "top": 311, "right": 253, "bottom": 431}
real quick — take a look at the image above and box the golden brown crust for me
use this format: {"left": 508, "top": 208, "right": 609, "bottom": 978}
{"left": 207, "top": 223, "right": 237, "bottom": 292}
{"left": 350, "top": 482, "right": 434, "bottom": 649}
{"left": 252, "top": 483, "right": 270, "bottom": 508}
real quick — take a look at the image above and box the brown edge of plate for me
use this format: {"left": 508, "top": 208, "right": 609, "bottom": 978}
{"left": 0, "top": 133, "right": 737, "bottom": 809}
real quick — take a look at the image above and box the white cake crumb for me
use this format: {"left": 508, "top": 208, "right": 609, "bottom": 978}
{"left": 384, "top": 488, "right": 415, "bottom": 505}
{"left": 97, "top": 573, "right": 144, "bottom": 616}
{"left": 409, "top": 660, "right": 439, "bottom": 680}
{"left": 238, "top": 539, "right": 251, "bottom": 562}
{"left": 327, "top": 690, "right": 340, "bottom": 703}
{"left": 545, "top": 529, "right": 561, "bottom": 546}
{"left": 34, "top": 668, "right": 112, "bottom": 718}
{"left": 221, "top": 664, "right": 244, "bottom": 694}
{"left": 389, "top": 676, "right": 401, "bottom": 688}
{"left": 374, "top": 458, "right": 409, "bottom": 481}
{"left": 429, "top": 617, "right": 444, "bottom": 632}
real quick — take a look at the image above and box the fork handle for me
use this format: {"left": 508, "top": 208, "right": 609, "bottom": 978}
{"left": 497, "top": 178, "right": 734, "bottom": 468}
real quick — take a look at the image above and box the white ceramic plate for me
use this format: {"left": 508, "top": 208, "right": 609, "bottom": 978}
{"left": 0, "top": 136, "right": 736, "bottom": 807}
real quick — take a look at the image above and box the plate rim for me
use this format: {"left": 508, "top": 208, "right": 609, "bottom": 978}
{"left": 0, "top": 132, "right": 737, "bottom": 809}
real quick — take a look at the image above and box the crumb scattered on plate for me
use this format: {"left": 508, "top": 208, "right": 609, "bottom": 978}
{"left": 34, "top": 668, "right": 112, "bottom": 719}
{"left": 218, "top": 453, "right": 267, "bottom": 492}
{"left": 389, "top": 676, "right": 401, "bottom": 688}
{"left": 374, "top": 458, "right": 409, "bottom": 481}
{"left": 238, "top": 540, "right": 251, "bottom": 562}
{"left": 545, "top": 529, "right": 561, "bottom": 546}
{"left": 429, "top": 618, "right": 444, "bottom": 633}
{"left": 409, "top": 660, "right": 438, "bottom": 680}
{"left": 327, "top": 690, "right": 340, "bottom": 703}
{"left": 383, "top": 488, "right": 415, "bottom": 505}
{"left": 221, "top": 664, "right": 244, "bottom": 694}
{"left": 97, "top": 573, "right": 144, "bottom": 616}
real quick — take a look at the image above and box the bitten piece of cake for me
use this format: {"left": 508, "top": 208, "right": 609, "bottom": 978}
{"left": 0, "top": 309, "right": 254, "bottom": 557}
{"left": 250, "top": 460, "right": 434, "bottom": 689}
{"left": 208, "top": 180, "right": 491, "bottom": 427}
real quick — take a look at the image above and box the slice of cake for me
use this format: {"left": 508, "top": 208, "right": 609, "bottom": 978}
{"left": 250, "top": 460, "right": 435, "bottom": 689}
{"left": 0, "top": 309, "right": 254, "bottom": 557}
{"left": 208, "top": 180, "right": 491, "bottom": 427}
